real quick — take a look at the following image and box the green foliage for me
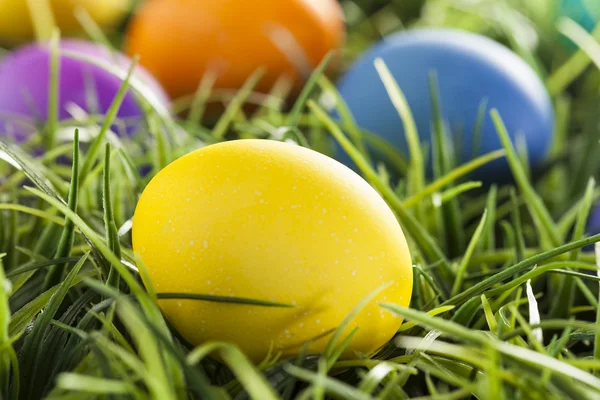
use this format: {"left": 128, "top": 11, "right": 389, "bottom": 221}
{"left": 2, "top": 0, "right": 600, "bottom": 398}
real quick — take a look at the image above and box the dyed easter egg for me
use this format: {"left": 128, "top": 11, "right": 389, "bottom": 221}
{"left": 132, "top": 139, "right": 413, "bottom": 362}
{"left": 124, "top": 0, "right": 346, "bottom": 100}
{"left": 585, "top": 202, "right": 600, "bottom": 251}
{"left": 332, "top": 28, "right": 554, "bottom": 179}
{"left": 0, "top": 39, "right": 170, "bottom": 142}
{"left": 0, "top": 0, "right": 134, "bottom": 47}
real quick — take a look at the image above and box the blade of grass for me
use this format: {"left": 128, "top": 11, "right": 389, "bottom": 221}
{"left": 55, "top": 373, "right": 138, "bottom": 396}
{"left": 115, "top": 298, "right": 177, "bottom": 400}
{"left": 187, "top": 342, "right": 280, "bottom": 400}
{"left": 548, "top": 18, "right": 600, "bottom": 95}
{"left": 491, "top": 109, "right": 561, "bottom": 248}
{"left": 25, "top": 0, "right": 55, "bottom": 43}
{"left": 374, "top": 58, "right": 425, "bottom": 216}
{"left": 452, "top": 210, "right": 488, "bottom": 296}
{"left": 156, "top": 292, "right": 295, "bottom": 308}
{"left": 212, "top": 68, "right": 265, "bottom": 139}
{"left": 44, "top": 129, "right": 79, "bottom": 290}
{"left": 103, "top": 143, "right": 121, "bottom": 287}
{"left": 79, "top": 55, "right": 139, "bottom": 182}
{"left": 595, "top": 243, "right": 600, "bottom": 375}
{"left": 383, "top": 304, "right": 600, "bottom": 390}
{"left": 324, "top": 282, "right": 392, "bottom": 362}
{"left": 439, "top": 181, "right": 482, "bottom": 205}
{"left": 442, "top": 233, "right": 600, "bottom": 306}
{"left": 288, "top": 51, "right": 335, "bottom": 127}
{"left": 403, "top": 150, "right": 505, "bottom": 208}
{"left": 285, "top": 364, "right": 372, "bottom": 400}
{"left": 0, "top": 258, "right": 13, "bottom": 399}
{"left": 307, "top": 99, "right": 451, "bottom": 277}
{"left": 554, "top": 178, "right": 596, "bottom": 317}
{"left": 45, "top": 29, "right": 60, "bottom": 150}
{"left": 19, "top": 253, "right": 88, "bottom": 400}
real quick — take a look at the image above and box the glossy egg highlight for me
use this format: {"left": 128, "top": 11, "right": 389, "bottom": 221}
{"left": 0, "top": 0, "right": 134, "bottom": 46}
{"left": 124, "top": 0, "right": 346, "bottom": 99}
{"left": 0, "top": 39, "right": 170, "bottom": 142}
{"left": 132, "top": 139, "right": 413, "bottom": 362}
{"left": 333, "top": 28, "right": 554, "bottom": 179}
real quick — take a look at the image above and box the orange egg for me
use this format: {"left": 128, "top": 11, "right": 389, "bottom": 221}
{"left": 124, "top": 0, "right": 346, "bottom": 100}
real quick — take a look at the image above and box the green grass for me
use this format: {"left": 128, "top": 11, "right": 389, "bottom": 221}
{"left": 3, "top": 0, "right": 600, "bottom": 398}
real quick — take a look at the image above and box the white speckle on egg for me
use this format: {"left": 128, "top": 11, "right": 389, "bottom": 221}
{"left": 322, "top": 208, "right": 327, "bottom": 213}
{"left": 178, "top": 301, "right": 182, "bottom": 307}
{"left": 206, "top": 280, "right": 212, "bottom": 285}
{"left": 316, "top": 319, "right": 320, "bottom": 324}
{"left": 352, "top": 270, "right": 357, "bottom": 276}
{"left": 203, "top": 240, "right": 208, "bottom": 248}
{"left": 190, "top": 240, "right": 195, "bottom": 246}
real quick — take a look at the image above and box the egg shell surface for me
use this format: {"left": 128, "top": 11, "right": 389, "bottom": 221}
{"left": 0, "top": 39, "right": 170, "bottom": 142}
{"left": 0, "top": 0, "right": 134, "bottom": 46}
{"left": 124, "top": 0, "right": 346, "bottom": 99}
{"left": 584, "top": 201, "right": 600, "bottom": 252}
{"left": 132, "top": 139, "right": 413, "bottom": 362}
{"left": 333, "top": 28, "right": 554, "bottom": 179}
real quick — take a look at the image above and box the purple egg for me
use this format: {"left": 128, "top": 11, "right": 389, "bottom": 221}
{"left": 0, "top": 39, "right": 170, "bottom": 143}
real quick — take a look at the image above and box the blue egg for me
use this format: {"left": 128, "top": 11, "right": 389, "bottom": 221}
{"left": 585, "top": 202, "right": 600, "bottom": 252}
{"left": 333, "top": 28, "right": 554, "bottom": 180}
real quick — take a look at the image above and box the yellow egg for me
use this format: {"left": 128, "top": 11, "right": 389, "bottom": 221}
{"left": 132, "top": 139, "right": 413, "bottom": 362}
{"left": 0, "top": 0, "right": 133, "bottom": 47}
